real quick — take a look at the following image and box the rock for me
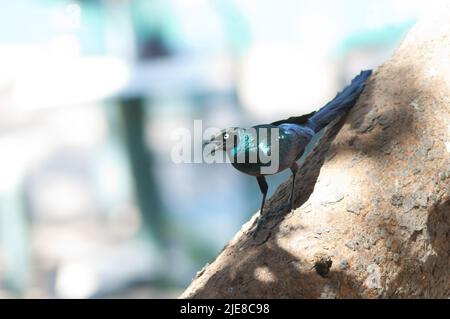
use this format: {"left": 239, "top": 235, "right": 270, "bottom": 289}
{"left": 345, "top": 240, "right": 360, "bottom": 251}
{"left": 321, "top": 193, "right": 344, "bottom": 206}
{"left": 313, "top": 256, "right": 333, "bottom": 278}
{"left": 339, "top": 260, "right": 349, "bottom": 270}
{"left": 391, "top": 194, "right": 404, "bottom": 207}
{"left": 346, "top": 201, "right": 363, "bottom": 215}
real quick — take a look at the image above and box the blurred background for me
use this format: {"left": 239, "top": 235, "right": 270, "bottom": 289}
{"left": 0, "top": 0, "right": 426, "bottom": 298}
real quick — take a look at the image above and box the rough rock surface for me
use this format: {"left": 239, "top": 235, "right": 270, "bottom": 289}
{"left": 181, "top": 2, "right": 450, "bottom": 298}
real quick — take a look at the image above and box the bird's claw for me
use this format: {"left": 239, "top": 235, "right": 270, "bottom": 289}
{"left": 279, "top": 202, "right": 294, "bottom": 214}
{"left": 251, "top": 215, "right": 263, "bottom": 239}
{"left": 251, "top": 220, "right": 271, "bottom": 244}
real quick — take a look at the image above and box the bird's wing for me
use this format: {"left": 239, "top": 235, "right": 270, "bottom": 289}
{"left": 270, "top": 111, "right": 316, "bottom": 127}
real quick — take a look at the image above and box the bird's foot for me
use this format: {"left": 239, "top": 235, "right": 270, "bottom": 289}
{"left": 250, "top": 209, "right": 271, "bottom": 239}
{"left": 251, "top": 216, "right": 264, "bottom": 239}
{"left": 251, "top": 219, "right": 271, "bottom": 244}
{"left": 279, "top": 202, "right": 295, "bottom": 214}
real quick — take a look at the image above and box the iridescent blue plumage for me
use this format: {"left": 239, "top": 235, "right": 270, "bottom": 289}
{"left": 208, "top": 70, "right": 372, "bottom": 234}
{"left": 226, "top": 124, "right": 314, "bottom": 176}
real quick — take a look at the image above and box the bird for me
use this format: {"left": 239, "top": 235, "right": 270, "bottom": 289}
{"left": 206, "top": 70, "right": 372, "bottom": 231}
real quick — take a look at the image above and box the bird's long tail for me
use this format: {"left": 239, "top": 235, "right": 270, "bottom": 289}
{"left": 307, "top": 70, "right": 372, "bottom": 133}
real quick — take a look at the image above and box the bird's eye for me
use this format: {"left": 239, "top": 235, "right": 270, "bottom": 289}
{"left": 223, "top": 133, "right": 230, "bottom": 140}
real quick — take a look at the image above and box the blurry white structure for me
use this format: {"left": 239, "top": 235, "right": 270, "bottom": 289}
{"left": 13, "top": 55, "right": 130, "bottom": 110}
{"left": 239, "top": 43, "right": 336, "bottom": 119}
{"left": 55, "top": 240, "right": 162, "bottom": 298}
{"left": 56, "top": 263, "right": 98, "bottom": 299}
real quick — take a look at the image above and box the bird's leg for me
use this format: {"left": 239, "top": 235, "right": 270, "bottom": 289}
{"left": 257, "top": 175, "right": 268, "bottom": 216}
{"left": 252, "top": 176, "right": 268, "bottom": 238}
{"left": 289, "top": 162, "right": 299, "bottom": 212}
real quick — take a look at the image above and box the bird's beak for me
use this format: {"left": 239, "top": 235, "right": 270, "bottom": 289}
{"left": 203, "top": 131, "right": 225, "bottom": 156}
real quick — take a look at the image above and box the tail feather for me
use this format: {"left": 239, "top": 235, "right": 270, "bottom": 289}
{"left": 307, "top": 70, "right": 372, "bottom": 132}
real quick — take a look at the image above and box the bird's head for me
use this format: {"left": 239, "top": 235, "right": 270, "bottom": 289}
{"left": 204, "top": 127, "right": 241, "bottom": 155}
